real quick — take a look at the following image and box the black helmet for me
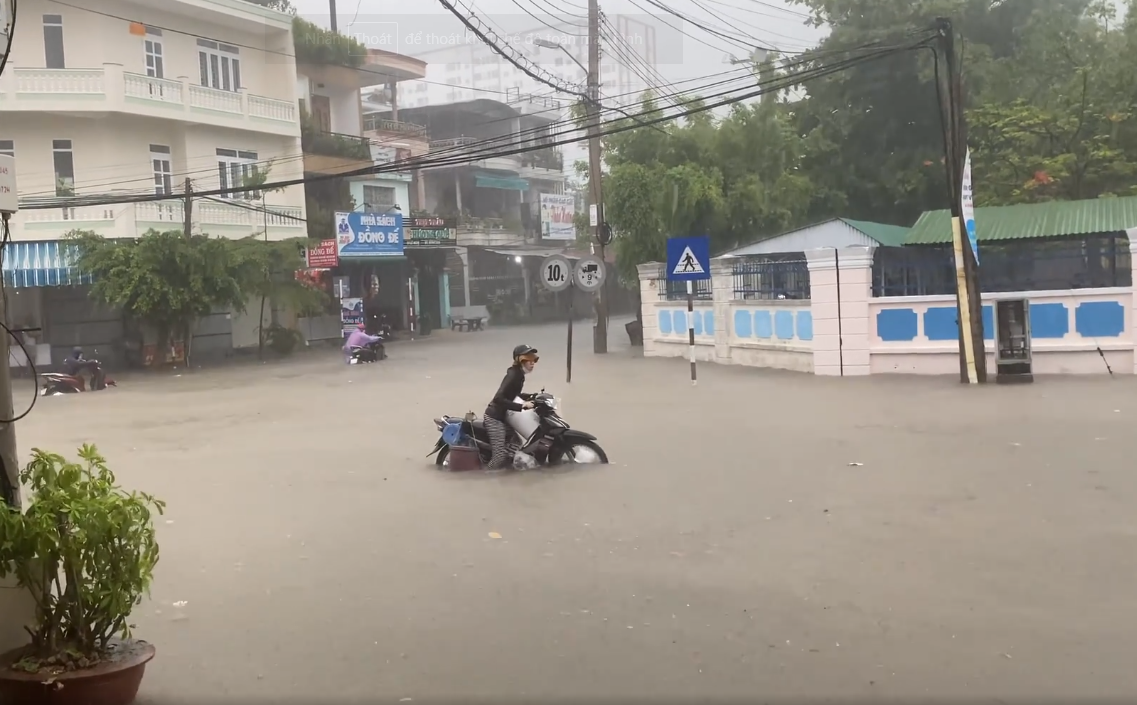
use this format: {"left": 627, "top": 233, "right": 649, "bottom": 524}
{"left": 512, "top": 344, "right": 538, "bottom": 362}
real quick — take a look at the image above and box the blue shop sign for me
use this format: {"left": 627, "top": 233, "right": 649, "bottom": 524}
{"left": 334, "top": 211, "right": 404, "bottom": 258}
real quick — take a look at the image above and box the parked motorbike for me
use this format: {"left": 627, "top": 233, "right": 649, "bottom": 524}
{"left": 349, "top": 338, "right": 387, "bottom": 364}
{"left": 428, "top": 389, "right": 609, "bottom": 468}
{"left": 39, "top": 364, "right": 116, "bottom": 396}
{"left": 377, "top": 314, "right": 394, "bottom": 341}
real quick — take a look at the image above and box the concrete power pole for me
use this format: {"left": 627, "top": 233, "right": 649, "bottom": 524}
{"left": 587, "top": 0, "right": 609, "bottom": 353}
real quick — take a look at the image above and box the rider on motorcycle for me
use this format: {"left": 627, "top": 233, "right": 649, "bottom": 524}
{"left": 343, "top": 323, "right": 382, "bottom": 363}
{"left": 63, "top": 347, "right": 106, "bottom": 390}
{"left": 483, "top": 344, "right": 538, "bottom": 469}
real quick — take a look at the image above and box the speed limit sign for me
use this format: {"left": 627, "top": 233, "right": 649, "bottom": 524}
{"left": 539, "top": 254, "right": 572, "bottom": 292}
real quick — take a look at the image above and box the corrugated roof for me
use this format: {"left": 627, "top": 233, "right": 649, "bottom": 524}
{"left": 904, "top": 196, "right": 1137, "bottom": 245}
{"left": 839, "top": 218, "right": 910, "bottom": 247}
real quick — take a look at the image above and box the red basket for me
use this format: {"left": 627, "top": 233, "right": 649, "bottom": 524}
{"left": 447, "top": 444, "right": 483, "bottom": 471}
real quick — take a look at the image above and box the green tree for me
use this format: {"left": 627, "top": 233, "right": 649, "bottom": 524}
{"left": 788, "top": 0, "right": 1137, "bottom": 215}
{"left": 70, "top": 230, "right": 249, "bottom": 367}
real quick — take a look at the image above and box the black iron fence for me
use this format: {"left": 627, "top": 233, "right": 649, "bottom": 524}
{"left": 730, "top": 254, "right": 811, "bottom": 300}
{"left": 648, "top": 265, "right": 713, "bottom": 301}
{"left": 873, "top": 235, "right": 1132, "bottom": 297}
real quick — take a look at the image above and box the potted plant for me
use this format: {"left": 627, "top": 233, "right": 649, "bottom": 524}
{"left": 0, "top": 445, "right": 165, "bottom": 705}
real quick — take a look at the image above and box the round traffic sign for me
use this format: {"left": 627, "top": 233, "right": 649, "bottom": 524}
{"left": 539, "top": 254, "right": 572, "bottom": 293}
{"left": 573, "top": 255, "right": 606, "bottom": 292}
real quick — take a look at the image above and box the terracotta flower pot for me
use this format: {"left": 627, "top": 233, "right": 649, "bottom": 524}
{"left": 0, "top": 641, "right": 155, "bottom": 705}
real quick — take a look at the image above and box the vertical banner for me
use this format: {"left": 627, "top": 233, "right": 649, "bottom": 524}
{"left": 961, "top": 149, "right": 978, "bottom": 264}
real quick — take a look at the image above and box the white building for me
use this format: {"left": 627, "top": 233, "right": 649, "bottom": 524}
{"left": 398, "top": 20, "right": 654, "bottom": 110}
{"left": 0, "top": 0, "right": 307, "bottom": 363}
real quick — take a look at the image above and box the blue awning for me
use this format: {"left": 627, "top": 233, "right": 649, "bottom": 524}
{"left": 2, "top": 241, "right": 93, "bottom": 288}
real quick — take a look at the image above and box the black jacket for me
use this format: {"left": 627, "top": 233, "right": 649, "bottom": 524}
{"left": 485, "top": 366, "right": 528, "bottom": 420}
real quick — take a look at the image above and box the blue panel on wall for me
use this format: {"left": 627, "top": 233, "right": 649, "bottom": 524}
{"left": 733, "top": 309, "right": 752, "bottom": 338}
{"left": 876, "top": 308, "right": 918, "bottom": 342}
{"left": 982, "top": 305, "right": 994, "bottom": 341}
{"left": 673, "top": 310, "right": 687, "bottom": 334}
{"left": 774, "top": 310, "right": 795, "bottom": 340}
{"left": 658, "top": 310, "right": 672, "bottom": 335}
{"left": 703, "top": 310, "right": 715, "bottom": 335}
{"left": 796, "top": 310, "right": 813, "bottom": 341}
{"left": 923, "top": 307, "right": 959, "bottom": 341}
{"left": 1075, "top": 301, "right": 1125, "bottom": 338}
{"left": 1030, "top": 302, "right": 1069, "bottom": 339}
{"left": 693, "top": 310, "right": 704, "bottom": 335}
{"left": 754, "top": 310, "right": 773, "bottom": 339}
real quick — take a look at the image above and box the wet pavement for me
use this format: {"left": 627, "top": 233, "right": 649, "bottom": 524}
{"left": 15, "top": 320, "right": 1137, "bottom": 702}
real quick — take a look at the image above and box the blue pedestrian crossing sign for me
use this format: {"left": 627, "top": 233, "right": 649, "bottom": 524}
{"left": 666, "top": 236, "right": 711, "bottom": 281}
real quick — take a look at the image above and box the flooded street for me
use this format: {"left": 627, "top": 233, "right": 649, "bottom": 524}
{"left": 16, "top": 322, "right": 1137, "bottom": 702}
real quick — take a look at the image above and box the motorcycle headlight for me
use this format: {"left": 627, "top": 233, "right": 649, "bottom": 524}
{"left": 548, "top": 397, "right": 559, "bottom": 410}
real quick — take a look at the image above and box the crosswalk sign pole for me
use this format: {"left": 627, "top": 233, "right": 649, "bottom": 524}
{"left": 686, "top": 280, "right": 696, "bottom": 385}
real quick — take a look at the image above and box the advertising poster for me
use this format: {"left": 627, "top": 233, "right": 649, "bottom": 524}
{"left": 539, "top": 193, "right": 576, "bottom": 241}
{"left": 340, "top": 297, "right": 364, "bottom": 339}
{"left": 305, "top": 239, "right": 338, "bottom": 268}
{"left": 335, "top": 211, "right": 404, "bottom": 258}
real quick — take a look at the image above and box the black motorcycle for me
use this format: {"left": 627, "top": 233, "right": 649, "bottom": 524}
{"left": 428, "top": 389, "right": 609, "bottom": 468}
{"left": 349, "top": 339, "right": 386, "bottom": 364}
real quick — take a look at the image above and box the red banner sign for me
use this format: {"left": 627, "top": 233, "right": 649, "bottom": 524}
{"left": 306, "top": 239, "right": 338, "bottom": 268}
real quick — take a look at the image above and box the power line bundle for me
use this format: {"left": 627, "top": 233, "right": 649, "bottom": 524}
{"left": 19, "top": 28, "right": 939, "bottom": 212}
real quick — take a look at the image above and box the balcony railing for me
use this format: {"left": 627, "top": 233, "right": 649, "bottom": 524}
{"left": 362, "top": 115, "right": 428, "bottom": 137}
{"left": 15, "top": 199, "right": 304, "bottom": 232}
{"left": 520, "top": 147, "right": 564, "bottom": 171}
{"left": 1, "top": 67, "right": 296, "bottom": 125}
{"left": 301, "top": 128, "right": 372, "bottom": 160}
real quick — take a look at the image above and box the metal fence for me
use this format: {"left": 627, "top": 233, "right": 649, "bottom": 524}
{"left": 649, "top": 266, "right": 713, "bottom": 301}
{"left": 873, "top": 235, "right": 1132, "bottom": 297}
{"left": 730, "top": 254, "right": 811, "bottom": 300}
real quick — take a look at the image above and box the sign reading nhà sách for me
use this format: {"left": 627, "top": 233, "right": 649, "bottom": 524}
{"left": 404, "top": 217, "right": 457, "bottom": 247}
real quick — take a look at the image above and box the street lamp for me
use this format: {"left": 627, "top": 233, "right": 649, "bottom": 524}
{"left": 533, "top": 38, "right": 588, "bottom": 76}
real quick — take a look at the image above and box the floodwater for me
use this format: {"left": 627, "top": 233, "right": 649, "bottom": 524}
{"left": 15, "top": 322, "right": 1137, "bottom": 702}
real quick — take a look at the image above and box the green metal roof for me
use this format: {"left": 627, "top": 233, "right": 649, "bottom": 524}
{"left": 840, "top": 218, "right": 910, "bottom": 247}
{"left": 904, "top": 196, "right": 1137, "bottom": 245}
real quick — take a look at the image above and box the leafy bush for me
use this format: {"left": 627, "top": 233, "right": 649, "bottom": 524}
{"left": 0, "top": 446, "right": 164, "bottom": 673}
{"left": 264, "top": 324, "right": 303, "bottom": 355}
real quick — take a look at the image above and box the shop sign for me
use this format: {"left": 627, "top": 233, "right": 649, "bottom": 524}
{"left": 404, "top": 216, "right": 457, "bottom": 247}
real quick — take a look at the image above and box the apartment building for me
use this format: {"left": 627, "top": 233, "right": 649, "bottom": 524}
{"left": 399, "top": 21, "right": 654, "bottom": 111}
{"left": 367, "top": 96, "right": 573, "bottom": 318}
{"left": 0, "top": 0, "right": 306, "bottom": 364}
{"left": 295, "top": 41, "right": 430, "bottom": 335}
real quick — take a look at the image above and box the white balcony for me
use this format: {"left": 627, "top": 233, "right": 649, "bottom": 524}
{"left": 0, "top": 66, "right": 299, "bottom": 136}
{"left": 11, "top": 199, "right": 305, "bottom": 241}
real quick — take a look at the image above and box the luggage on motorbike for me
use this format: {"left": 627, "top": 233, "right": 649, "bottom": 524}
{"left": 448, "top": 444, "right": 482, "bottom": 471}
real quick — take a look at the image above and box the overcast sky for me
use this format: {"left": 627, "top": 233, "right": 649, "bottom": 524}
{"left": 291, "top": 0, "right": 827, "bottom": 94}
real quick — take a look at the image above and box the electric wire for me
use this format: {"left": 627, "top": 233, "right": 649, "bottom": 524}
{"left": 16, "top": 62, "right": 767, "bottom": 202}
{"left": 41, "top": 0, "right": 523, "bottom": 99}
{"left": 440, "top": 0, "right": 585, "bottom": 96}
{"left": 0, "top": 0, "right": 14, "bottom": 80}
{"left": 20, "top": 37, "right": 927, "bottom": 209}
{"left": 17, "top": 32, "right": 938, "bottom": 210}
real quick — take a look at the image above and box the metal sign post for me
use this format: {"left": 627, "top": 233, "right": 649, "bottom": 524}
{"left": 665, "top": 236, "right": 711, "bottom": 385}
{"left": 540, "top": 254, "right": 573, "bottom": 383}
{"left": 573, "top": 255, "right": 606, "bottom": 382}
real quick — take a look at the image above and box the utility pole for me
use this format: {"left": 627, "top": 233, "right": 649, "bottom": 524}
{"left": 937, "top": 18, "right": 986, "bottom": 384}
{"left": 329, "top": 0, "right": 338, "bottom": 31}
{"left": 587, "top": 0, "right": 608, "bottom": 353}
{"left": 182, "top": 177, "right": 193, "bottom": 239}
{"left": 0, "top": 215, "right": 18, "bottom": 509}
